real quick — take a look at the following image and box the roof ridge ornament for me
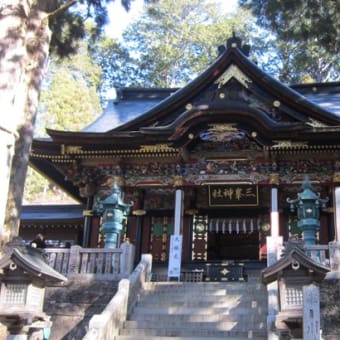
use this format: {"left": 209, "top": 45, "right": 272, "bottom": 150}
{"left": 218, "top": 32, "right": 250, "bottom": 56}
{"left": 214, "top": 64, "right": 252, "bottom": 88}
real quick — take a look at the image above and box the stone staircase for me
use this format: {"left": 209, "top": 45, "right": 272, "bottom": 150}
{"left": 115, "top": 272, "right": 268, "bottom": 339}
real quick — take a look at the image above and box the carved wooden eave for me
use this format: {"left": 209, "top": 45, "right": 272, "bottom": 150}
{"left": 261, "top": 246, "right": 330, "bottom": 285}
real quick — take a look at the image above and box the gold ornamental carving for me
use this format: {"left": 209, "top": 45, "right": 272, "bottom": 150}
{"left": 82, "top": 210, "right": 93, "bottom": 217}
{"left": 272, "top": 140, "right": 308, "bottom": 149}
{"left": 333, "top": 172, "right": 340, "bottom": 183}
{"left": 307, "top": 118, "right": 328, "bottom": 128}
{"left": 215, "top": 64, "right": 252, "bottom": 88}
{"left": 140, "top": 144, "right": 176, "bottom": 152}
{"left": 207, "top": 123, "right": 238, "bottom": 132}
{"left": 173, "top": 176, "right": 183, "bottom": 187}
{"left": 269, "top": 173, "right": 280, "bottom": 186}
{"left": 102, "top": 176, "right": 124, "bottom": 187}
{"left": 61, "top": 144, "right": 83, "bottom": 154}
{"left": 133, "top": 209, "right": 147, "bottom": 216}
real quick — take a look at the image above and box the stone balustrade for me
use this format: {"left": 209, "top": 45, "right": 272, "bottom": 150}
{"left": 303, "top": 244, "right": 330, "bottom": 267}
{"left": 45, "top": 242, "right": 135, "bottom": 280}
{"left": 82, "top": 254, "right": 152, "bottom": 340}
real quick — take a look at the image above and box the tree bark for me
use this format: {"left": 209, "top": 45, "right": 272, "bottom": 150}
{"left": 0, "top": 0, "right": 52, "bottom": 242}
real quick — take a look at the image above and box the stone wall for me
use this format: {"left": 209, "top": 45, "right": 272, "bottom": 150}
{"left": 44, "top": 279, "right": 118, "bottom": 340}
{"left": 320, "top": 275, "right": 340, "bottom": 339}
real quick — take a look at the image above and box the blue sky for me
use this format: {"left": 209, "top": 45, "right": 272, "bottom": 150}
{"left": 106, "top": 0, "right": 239, "bottom": 39}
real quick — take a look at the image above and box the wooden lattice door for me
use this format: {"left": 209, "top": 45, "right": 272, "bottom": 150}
{"left": 150, "top": 216, "right": 174, "bottom": 262}
{"left": 191, "top": 215, "right": 208, "bottom": 261}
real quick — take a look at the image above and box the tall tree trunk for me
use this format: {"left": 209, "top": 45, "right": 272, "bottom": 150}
{"left": 0, "top": 0, "right": 51, "bottom": 243}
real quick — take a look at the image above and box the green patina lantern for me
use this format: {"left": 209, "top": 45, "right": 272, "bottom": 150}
{"left": 94, "top": 180, "right": 133, "bottom": 248}
{"left": 287, "top": 177, "right": 328, "bottom": 245}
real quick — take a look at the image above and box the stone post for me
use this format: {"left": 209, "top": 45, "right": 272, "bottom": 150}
{"left": 303, "top": 284, "right": 320, "bottom": 340}
{"left": 141, "top": 254, "right": 153, "bottom": 282}
{"left": 329, "top": 241, "right": 340, "bottom": 272}
{"left": 68, "top": 245, "right": 81, "bottom": 274}
{"left": 334, "top": 186, "right": 340, "bottom": 242}
{"left": 329, "top": 186, "right": 340, "bottom": 272}
{"left": 120, "top": 241, "right": 135, "bottom": 278}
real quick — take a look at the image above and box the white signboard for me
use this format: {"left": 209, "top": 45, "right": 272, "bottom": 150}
{"left": 303, "top": 284, "right": 320, "bottom": 340}
{"left": 167, "top": 235, "right": 183, "bottom": 280}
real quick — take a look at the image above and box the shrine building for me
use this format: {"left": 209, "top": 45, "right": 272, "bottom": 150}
{"left": 25, "top": 36, "right": 340, "bottom": 269}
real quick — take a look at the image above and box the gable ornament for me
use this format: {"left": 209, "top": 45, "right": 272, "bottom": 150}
{"left": 214, "top": 64, "right": 252, "bottom": 89}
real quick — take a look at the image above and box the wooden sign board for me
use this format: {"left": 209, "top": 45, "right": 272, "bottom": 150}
{"left": 209, "top": 184, "right": 258, "bottom": 206}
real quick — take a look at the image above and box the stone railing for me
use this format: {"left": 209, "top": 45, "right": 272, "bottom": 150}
{"left": 45, "top": 242, "right": 135, "bottom": 280}
{"left": 303, "top": 244, "right": 330, "bottom": 266}
{"left": 82, "top": 254, "right": 152, "bottom": 340}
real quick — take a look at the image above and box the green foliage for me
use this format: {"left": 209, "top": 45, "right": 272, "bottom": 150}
{"left": 239, "top": 0, "right": 339, "bottom": 82}
{"left": 48, "top": 0, "right": 133, "bottom": 56}
{"left": 90, "top": 35, "right": 139, "bottom": 93}
{"left": 23, "top": 167, "right": 77, "bottom": 204}
{"left": 98, "top": 0, "right": 257, "bottom": 88}
{"left": 36, "top": 44, "right": 102, "bottom": 137}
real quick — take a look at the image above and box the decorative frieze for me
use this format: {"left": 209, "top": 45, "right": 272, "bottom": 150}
{"left": 59, "top": 157, "right": 337, "bottom": 191}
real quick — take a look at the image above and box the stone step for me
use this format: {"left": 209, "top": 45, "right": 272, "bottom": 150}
{"left": 124, "top": 319, "right": 267, "bottom": 330}
{"left": 131, "top": 313, "right": 267, "bottom": 323}
{"left": 141, "top": 288, "right": 266, "bottom": 298}
{"left": 117, "top": 280, "right": 268, "bottom": 339}
{"left": 143, "top": 282, "right": 264, "bottom": 290}
{"left": 115, "top": 336, "right": 267, "bottom": 340}
{"left": 118, "top": 328, "right": 267, "bottom": 338}
{"left": 132, "top": 305, "right": 267, "bottom": 316}
{"left": 136, "top": 299, "right": 266, "bottom": 309}
{"left": 141, "top": 290, "right": 266, "bottom": 297}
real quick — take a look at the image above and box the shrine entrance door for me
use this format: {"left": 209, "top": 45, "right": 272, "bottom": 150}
{"left": 207, "top": 217, "right": 261, "bottom": 261}
{"left": 207, "top": 230, "right": 259, "bottom": 261}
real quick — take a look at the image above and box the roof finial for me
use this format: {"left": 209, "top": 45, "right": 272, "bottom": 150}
{"left": 225, "top": 33, "right": 250, "bottom": 56}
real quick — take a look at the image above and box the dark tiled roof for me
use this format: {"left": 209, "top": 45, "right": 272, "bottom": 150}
{"left": 0, "top": 238, "right": 67, "bottom": 283}
{"left": 21, "top": 204, "right": 84, "bottom": 221}
{"left": 83, "top": 88, "right": 177, "bottom": 132}
{"left": 291, "top": 82, "right": 340, "bottom": 117}
{"left": 82, "top": 82, "right": 339, "bottom": 133}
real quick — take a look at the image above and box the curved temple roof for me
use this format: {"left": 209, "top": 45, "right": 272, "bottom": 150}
{"left": 30, "top": 35, "right": 340, "bottom": 201}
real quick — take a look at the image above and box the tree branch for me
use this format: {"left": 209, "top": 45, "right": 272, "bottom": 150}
{"left": 46, "top": 0, "right": 78, "bottom": 20}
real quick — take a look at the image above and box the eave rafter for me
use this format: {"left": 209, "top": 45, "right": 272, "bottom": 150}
{"left": 30, "top": 141, "right": 179, "bottom": 162}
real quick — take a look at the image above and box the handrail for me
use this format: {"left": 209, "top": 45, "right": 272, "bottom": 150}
{"left": 82, "top": 254, "right": 152, "bottom": 340}
{"left": 44, "top": 243, "right": 134, "bottom": 279}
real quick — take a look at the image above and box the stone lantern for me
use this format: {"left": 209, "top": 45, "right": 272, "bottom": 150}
{"left": 94, "top": 179, "right": 133, "bottom": 248}
{"left": 262, "top": 239, "right": 329, "bottom": 339}
{"left": 0, "top": 237, "right": 67, "bottom": 339}
{"left": 287, "top": 177, "right": 328, "bottom": 245}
